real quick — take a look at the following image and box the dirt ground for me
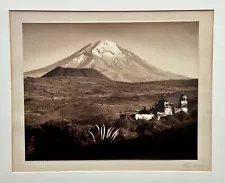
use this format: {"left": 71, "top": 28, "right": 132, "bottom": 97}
{"left": 24, "top": 77, "right": 198, "bottom": 125}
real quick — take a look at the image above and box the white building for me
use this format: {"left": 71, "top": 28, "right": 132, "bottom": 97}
{"left": 135, "top": 114, "right": 154, "bottom": 120}
{"left": 121, "top": 93, "right": 189, "bottom": 121}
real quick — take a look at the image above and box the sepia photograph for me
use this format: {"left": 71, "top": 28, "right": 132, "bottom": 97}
{"left": 1, "top": 2, "right": 223, "bottom": 182}
{"left": 23, "top": 22, "right": 199, "bottom": 161}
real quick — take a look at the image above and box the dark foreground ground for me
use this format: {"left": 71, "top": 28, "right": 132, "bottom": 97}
{"left": 25, "top": 118, "right": 197, "bottom": 160}
{"left": 24, "top": 77, "right": 198, "bottom": 160}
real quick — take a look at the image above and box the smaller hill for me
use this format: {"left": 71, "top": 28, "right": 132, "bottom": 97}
{"left": 41, "top": 67, "right": 110, "bottom": 80}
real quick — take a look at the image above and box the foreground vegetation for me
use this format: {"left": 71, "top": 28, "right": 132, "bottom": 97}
{"left": 25, "top": 109, "right": 197, "bottom": 160}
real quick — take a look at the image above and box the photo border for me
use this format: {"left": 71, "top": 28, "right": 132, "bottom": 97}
{"left": 9, "top": 10, "right": 213, "bottom": 172}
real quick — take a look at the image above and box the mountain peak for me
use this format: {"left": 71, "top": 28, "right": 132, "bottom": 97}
{"left": 98, "top": 39, "right": 116, "bottom": 45}
{"left": 91, "top": 40, "right": 122, "bottom": 57}
{"left": 94, "top": 39, "right": 116, "bottom": 46}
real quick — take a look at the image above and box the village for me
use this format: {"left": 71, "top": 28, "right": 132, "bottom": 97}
{"left": 120, "top": 93, "right": 188, "bottom": 121}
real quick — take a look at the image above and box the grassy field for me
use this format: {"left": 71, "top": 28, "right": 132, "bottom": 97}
{"left": 24, "top": 77, "right": 197, "bottom": 125}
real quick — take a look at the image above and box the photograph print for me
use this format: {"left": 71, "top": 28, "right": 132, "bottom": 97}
{"left": 23, "top": 22, "right": 198, "bottom": 161}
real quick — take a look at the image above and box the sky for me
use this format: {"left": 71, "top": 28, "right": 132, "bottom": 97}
{"left": 23, "top": 22, "right": 199, "bottom": 78}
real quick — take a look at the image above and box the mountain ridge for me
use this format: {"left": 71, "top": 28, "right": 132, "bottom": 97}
{"left": 24, "top": 40, "right": 189, "bottom": 82}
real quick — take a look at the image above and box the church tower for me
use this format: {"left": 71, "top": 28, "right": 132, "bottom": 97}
{"left": 180, "top": 94, "right": 188, "bottom": 113}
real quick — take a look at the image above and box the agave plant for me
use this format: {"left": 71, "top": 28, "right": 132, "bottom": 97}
{"left": 88, "top": 124, "right": 120, "bottom": 143}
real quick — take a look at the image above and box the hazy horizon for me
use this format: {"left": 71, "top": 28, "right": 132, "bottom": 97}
{"left": 23, "top": 22, "right": 199, "bottom": 78}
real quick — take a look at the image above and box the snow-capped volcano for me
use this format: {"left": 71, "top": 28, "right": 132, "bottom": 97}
{"left": 24, "top": 40, "right": 188, "bottom": 82}
{"left": 62, "top": 40, "right": 129, "bottom": 69}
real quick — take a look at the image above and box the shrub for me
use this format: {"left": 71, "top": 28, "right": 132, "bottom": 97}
{"left": 87, "top": 124, "right": 120, "bottom": 144}
{"left": 135, "top": 120, "right": 154, "bottom": 136}
{"left": 117, "top": 127, "right": 129, "bottom": 139}
{"left": 114, "top": 117, "right": 132, "bottom": 129}
{"left": 190, "top": 107, "right": 198, "bottom": 120}
{"left": 153, "top": 122, "right": 170, "bottom": 132}
{"left": 174, "top": 111, "right": 188, "bottom": 122}
{"left": 163, "top": 115, "right": 180, "bottom": 125}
